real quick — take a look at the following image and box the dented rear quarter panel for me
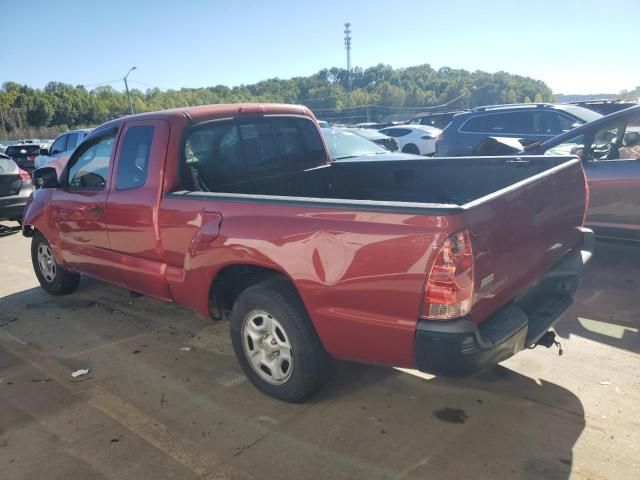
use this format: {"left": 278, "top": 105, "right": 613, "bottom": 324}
{"left": 159, "top": 197, "right": 463, "bottom": 367}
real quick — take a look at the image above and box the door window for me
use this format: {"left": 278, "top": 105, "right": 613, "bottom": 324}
{"left": 544, "top": 134, "right": 586, "bottom": 159}
{"left": 66, "top": 133, "right": 80, "bottom": 151}
{"left": 67, "top": 134, "right": 115, "bottom": 190}
{"left": 619, "top": 118, "right": 640, "bottom": 160}
{"left": 115, "top": 126, "right": 154, "bottom": 189}
{"left": 381, "top": 128, "right": 411, "bottom": 137}
{"left": 50, "top": 135, "right": 68, "bottom": 155}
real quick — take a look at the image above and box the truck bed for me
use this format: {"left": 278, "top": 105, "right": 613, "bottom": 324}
{"left": 194, "top": 155, "right": 576, "bottom": 208}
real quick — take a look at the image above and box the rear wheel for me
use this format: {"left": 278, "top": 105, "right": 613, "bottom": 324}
{"left": 230, "top": 279, "right": 332, "bottom": 402}
{"left": 402, "top": 143, "right": 420, "bottom": 155}
{"left": 31, "top": 232, "right": 80, "bottom": 295}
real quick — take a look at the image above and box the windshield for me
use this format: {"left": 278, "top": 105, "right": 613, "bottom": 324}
{"left": 322, "top": 128, "right": 387, "bottom": 159}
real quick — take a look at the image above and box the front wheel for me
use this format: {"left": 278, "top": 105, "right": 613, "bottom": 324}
{"left": 31, "top": 232, "right": 80, "bottom": 295}
{"left": 230, "top": 279, "right": 332, "bottom": 402}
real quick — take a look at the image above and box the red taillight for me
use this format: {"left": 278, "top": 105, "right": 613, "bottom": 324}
{"left": 19, "top": 169, "right": 31, "bottom": 180}
{"left": 27, "top": 154, "right": 36, "bottom": 161}
{"left": 422, "top": 230, "right": 474, "bottom": 320}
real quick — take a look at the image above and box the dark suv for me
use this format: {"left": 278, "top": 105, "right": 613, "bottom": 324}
{"left": 435, "top": 103, "right": 602, "bottom": 157}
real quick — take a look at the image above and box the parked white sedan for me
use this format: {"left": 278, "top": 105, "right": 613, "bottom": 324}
{"left": 378, "top": 125, "right": 441, "bottom": 155}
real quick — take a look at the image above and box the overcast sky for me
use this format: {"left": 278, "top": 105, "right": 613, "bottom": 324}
{"left": 1, "top": 0, "right": 637, "bottom": 94}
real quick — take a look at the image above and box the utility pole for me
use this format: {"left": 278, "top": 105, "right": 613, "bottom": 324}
{"left": 123, "top": 66, "right": 137, "bottom": 115}
{"left": 344, "top": 22, "right": 352, "bottom": 90}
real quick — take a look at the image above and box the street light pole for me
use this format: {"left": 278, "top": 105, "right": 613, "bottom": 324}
{"left": 123, "top": 66, "right": 137, "bottom": 115}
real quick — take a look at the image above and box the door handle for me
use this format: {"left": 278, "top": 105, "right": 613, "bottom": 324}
{"left": 506, "top": 158, "right": 530, "bottom": 165}
{"left": 89, "top": 206, "right": 105, "bottom": 216}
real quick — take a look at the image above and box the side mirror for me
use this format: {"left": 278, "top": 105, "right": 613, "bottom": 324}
{"left": 40, "top": 147, "right": 50, "bottom": 156}
{"left": 32, "top": 167, "right": 59, "bottom": 189}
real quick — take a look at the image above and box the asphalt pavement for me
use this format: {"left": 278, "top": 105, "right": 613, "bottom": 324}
{"left": 0, "top": 221, "right": 638, "bottom": 480}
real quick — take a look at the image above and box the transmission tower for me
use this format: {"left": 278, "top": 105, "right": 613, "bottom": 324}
{"left": 344, "top": 22, "right": 352, "bottom": 89}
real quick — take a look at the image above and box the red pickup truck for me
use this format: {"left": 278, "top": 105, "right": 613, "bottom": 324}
{"left": 24, "top": 103, "right": 593, "bottom": 402}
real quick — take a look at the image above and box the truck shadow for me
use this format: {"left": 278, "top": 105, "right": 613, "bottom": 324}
{"left": 316, "top": 361, "right": 585, "bottom": 480}
{"left": 0, "top": 283, "right": 585, "bottom": 480}
{"left": 554, "top": 239, "right": 640, "bottom": 354}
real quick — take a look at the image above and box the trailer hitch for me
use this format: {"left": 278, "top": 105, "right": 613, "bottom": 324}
{"left": 532, "top": 331, "right": 563, "bottom": 356}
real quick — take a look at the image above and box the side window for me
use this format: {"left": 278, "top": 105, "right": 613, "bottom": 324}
{"left": 66, "top": 133, "right": 79, "bottom": 151}
{"left": 272, "top": 117, "right": 327, "bottom": 167}
{"left": 544, "top": 134, "right": 585, "bottom": 159}
{"left": 184, "top": 117, "right": 328, "bottom": 191}
{"left": 50, "top": 135, "right": 68, "bottom": 155}
{"left": 503, "top": 112, "right": 533, "bottom": 134}
{"left": 619, "top": 118, "right": 640, "bottom": 160}
{"left": 461, "top": 114, "right": 503, "bottom": 133}
{"left": 239, "top": 121, "right": 279, "bottom": 172}
{"left": 383, "top": 128, "right": 410, "bottom": 137}
{"left": 185, "top": 121, "right": 244, "bottom": 189}
{"left": 556, "top": 114, "right": 579, "bottom": 134}
{"left": 67, "top": 134, "right": 115, "bottom": 190}
{"left": 116, "top": 126, "right": 154, "bottom": 190}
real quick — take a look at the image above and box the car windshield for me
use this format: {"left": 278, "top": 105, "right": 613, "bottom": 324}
{"left": 322, "top": 128, "right": 387, "bottom": 159}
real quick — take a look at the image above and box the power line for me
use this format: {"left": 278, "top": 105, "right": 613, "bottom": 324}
{"left": 81, "top": 79, "right": 122, "bottom": 88}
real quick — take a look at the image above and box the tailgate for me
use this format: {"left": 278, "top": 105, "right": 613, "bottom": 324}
{"left": 464, "top": 157, "right": 586, "bottom": 324}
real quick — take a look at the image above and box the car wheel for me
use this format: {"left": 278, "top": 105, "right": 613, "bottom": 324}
{"left": 31, "top": 232, "right": 80, "bottom": 295}
{"left": 402, "top": 143, "right": 420, "bottom": 155}
{"left": 230, "top": 279, "right": 332, "bottom": 402}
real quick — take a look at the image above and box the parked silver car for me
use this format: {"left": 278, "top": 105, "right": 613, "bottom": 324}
{"left": 34, "top": 129, "right": 92, "bottom": 169}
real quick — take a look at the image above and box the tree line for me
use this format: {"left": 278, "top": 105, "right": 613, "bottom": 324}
{"left": 0, "top": 64, "right": 554, "bottom": 138}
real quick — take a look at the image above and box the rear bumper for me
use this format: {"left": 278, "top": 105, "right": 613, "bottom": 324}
{"left": 0, "top": 186, "right": 33, "bottom": 221}
{"left": 414, "top": 228, "right": 594, "bottom": 377}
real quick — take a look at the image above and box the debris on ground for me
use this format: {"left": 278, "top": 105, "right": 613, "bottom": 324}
{"left": 179, "top": 347, "right": 192, "bottom": 352}
{"left": 599, "top": 381, "right": 611, "bottom": 385}
{"left": 71, "top": 369, "right": 90, "bottom": 378}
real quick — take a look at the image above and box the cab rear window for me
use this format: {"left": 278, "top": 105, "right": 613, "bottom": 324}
{"left": 184, "top": 116, "right": 326, "bottom": 190}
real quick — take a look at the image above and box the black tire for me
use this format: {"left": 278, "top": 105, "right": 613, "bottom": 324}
{"left": 402, "top": 143, "right": 420, "bottom": 155}
{"left": 230, "top": 279, "right": 332, "bottom": 402}
{"left": 31, "top": 232, "right": 81, "bottom": 295}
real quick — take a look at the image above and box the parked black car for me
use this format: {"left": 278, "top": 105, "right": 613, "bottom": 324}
{"left": 4, "top": 141, "right": 44, "bottom": 172}
{"left": 568, "top": 100, "right": 638, "bottom": 116}
{"left": 0, "top": 152, "right": 33, "bottom": 223}
{"left": 409, "top": 111, "right": 465, "bottom": 129}
{"left": 435, "top": 103, "right": 601, "bottom": 157}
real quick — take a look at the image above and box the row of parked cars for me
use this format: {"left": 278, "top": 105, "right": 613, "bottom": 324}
{"left": 2, "top": 100, "right": 638, "bottom": 243}
{"left": 321, "top": 100, "right": 639, "bottom": 242}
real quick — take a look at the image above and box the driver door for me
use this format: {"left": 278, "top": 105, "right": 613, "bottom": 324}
{"left": 50, "top": 128, "right": 124, "bottom": 285}
{"left": 583, "top": 117, "right": 640, "bottom": 240}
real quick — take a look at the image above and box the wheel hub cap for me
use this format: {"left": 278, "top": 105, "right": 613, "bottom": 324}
{"left": 37, "top": 244, "right": 57, "bottom": 283}
{"left": 242, "top": 310, "right": 294, "bottom": 385}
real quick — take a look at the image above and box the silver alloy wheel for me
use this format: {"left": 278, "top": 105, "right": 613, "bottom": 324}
{"left": 37, "top": 243, "right": 57, "bottom": 283}
{"left": 242, "top": 310, "right": 294, "bottom": 385}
